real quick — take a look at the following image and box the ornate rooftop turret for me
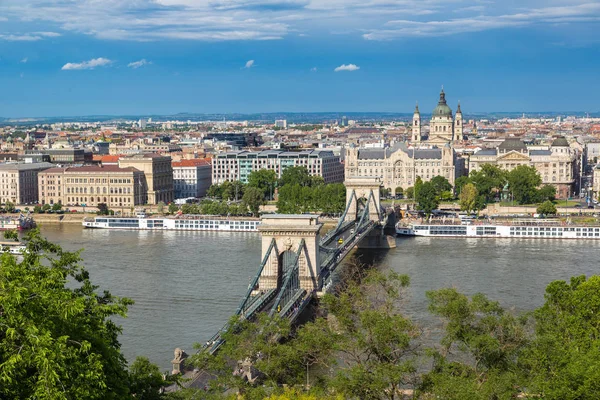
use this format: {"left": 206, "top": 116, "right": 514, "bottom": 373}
{"left": 414, "top": 102, "right": 420, "bottom": 114}
{"left": 456, "top": 101, "right": 462, "bottom": 114}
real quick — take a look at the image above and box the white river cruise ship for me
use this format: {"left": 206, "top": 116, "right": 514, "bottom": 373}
{"left": 396, "top": 219, "right": 600, "bottom": 239}
{"left": 83, "top": 214, "right": 260, "bottom": 232}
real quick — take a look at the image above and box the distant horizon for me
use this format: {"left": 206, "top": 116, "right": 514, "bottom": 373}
{"left": 1, "top": 110, "right": 599, "bottom": 123}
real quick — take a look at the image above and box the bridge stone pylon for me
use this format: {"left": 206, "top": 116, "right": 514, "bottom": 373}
{"left": 256, "top": 215, "right": 322, "bottom": 292}
{"left": 344, "top": 177, "right": 382, "bottom": 222}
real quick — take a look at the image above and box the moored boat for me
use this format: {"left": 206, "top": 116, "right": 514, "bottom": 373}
{"left": 83, "top": 215, "right": 260, "bottom": 232}
{"left": 396, "top": 219, "right": 600, "bottom": 239}
{"left": 0, "top": 241, "right": 27, "bottom": 254}
{"left": 0, "top": 213, "right": 36, "bottom": 231}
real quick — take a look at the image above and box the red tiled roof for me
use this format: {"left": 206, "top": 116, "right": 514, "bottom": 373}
{"left": 100, "top": 155, "right": 121, "bottom": 163}
{"left": 172, "top": 159, "right": 211, "bottom": 167}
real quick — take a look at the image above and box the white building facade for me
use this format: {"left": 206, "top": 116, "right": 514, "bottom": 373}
{"left": 172, "top": 160, "right": 212, "bottom": 199}
{"left": 212, "top": 150, "right": 344, "bottom": 184}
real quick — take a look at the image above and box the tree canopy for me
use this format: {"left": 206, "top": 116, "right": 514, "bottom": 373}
{"left": 0, "top": 229, "right": 133, "bottom": 399}
{"left": 416, "top": 181, "right": 439, "bottom": 216}
{"left": 507, "top": 165, "right": 542, "bottom": 204}
{"left": 247, "top": 169, "right": 277, "bottom": 200}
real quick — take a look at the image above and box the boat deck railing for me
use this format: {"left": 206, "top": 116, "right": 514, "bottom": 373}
{"left": 400, "top": 218, "right": 600, "bottom": 227}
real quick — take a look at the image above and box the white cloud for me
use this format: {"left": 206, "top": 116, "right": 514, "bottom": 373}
{"left": 128, "top": 59, "right": 151, "bottom": 68}
{"left": 0, "top": 0, "right": 599, "bottom": 42}
{"left": 20, "top": 57, "right": 28, "bottom": 63}
{"left": 244, "top": 59, "right": 255, "bottom": 68}
{"left": 0, "top": 31, "right": 61, "bottom": 41}
{"left": 61, "top": 57, "right": 113, "bottom": 70}
{"left": 334, "top": 63, "right": 360, "bottom": 72}
{"left": 310, "top": 67, "right": 317, "bottom": 71}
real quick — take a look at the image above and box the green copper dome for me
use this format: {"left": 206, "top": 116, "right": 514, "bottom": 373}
{"left": 432, "top": 89, "right": 453, "bottom": 117}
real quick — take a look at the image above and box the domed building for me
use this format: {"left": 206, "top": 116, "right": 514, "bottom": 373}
{"left": 412, "top": 88, "right": 463, "bottom": 145}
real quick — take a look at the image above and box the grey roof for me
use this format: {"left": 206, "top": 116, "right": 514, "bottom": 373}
{"left": 411, "top": 149, "right": 442, "bottom": 159}
{"left": 530, "top": 150, "right": 553, "bottom": 156}
{"left": 474, "top": 149, "right": 497, "bottom": 156}
{"left": 551, "top": 136, "right": 569, "bottom": 147}
{"left": 0, "top": 162, "right": 54, "bottom": 171}
{"left": 498, "top": 138, "right": 527, "bottom": 151}
{"left": 358, "top": 149, "right": 386, "bottom": 159}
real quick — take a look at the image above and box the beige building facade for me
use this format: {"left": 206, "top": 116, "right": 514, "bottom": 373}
{"left": 469, "top": 137, "right": 578, "bottom": 198}
{"left": 119, "top": 154, "right": 174, "bottom": 205}
{"left": 0, "top": 162, "right": 54, "bottom": 204}
{"left": 38, "top": 165, "right": 146, "bottom": 208}
{"left": 345, "top": 143, "right": 464, "bottom": 190}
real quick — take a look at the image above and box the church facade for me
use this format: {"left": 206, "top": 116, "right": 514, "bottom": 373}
{"left": 412, "top": 88, "right": 463, "bottom": 145}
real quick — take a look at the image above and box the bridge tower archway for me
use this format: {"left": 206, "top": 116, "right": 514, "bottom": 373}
{"left": 257, "top": 215, "right": 322, "bottom": 292}
{"left": 344, "top": 177, "right": 382, "bottom": 222}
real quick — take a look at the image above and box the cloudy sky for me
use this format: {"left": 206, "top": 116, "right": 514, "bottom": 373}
{"left": 0, "top": 0, "right": 599, "bottom": 116}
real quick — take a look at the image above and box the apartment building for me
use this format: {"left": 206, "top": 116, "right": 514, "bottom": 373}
{"left": 0, "top": 162, "right": 54, "bottom": 204}
{"left": 119, "top": 153, "right": 174, "bottom": 204}
{"left": 172, "top": 159, "right": 212, "bottom": 199}
{"left": 38, "top": 165, "right": 146, "bottom": 207}
{"left": 212, "top": 150, "right": 344, "bottom": 184}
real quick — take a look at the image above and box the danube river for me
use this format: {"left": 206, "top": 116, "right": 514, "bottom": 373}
{"left": 40, "top": 225, "right": 600, "bottom": 370}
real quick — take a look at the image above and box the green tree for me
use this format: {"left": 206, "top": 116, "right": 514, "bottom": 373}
{"left": 168, "top": 202, "right": 179, "bottom": 214}
{"left": 395, "top": 186, "right": 404, "bottom": 196}
{"left": 416, "top": 181, "right": 440, "bottom": 216}
{"left": 537, "top": 184, "right": 557, "bottom": 202}
{"left": 459, "top": 183, "right": 478, "bottom": 214}
{"left": 156, "top": 201, "right": 165, "bottom": 214}
{"left": 220, "top": 181, "right": 234, "bottom": 201}
{"left": 231, "top": 180, "right": 246, "bottom": 201}
{"left": 247, "top": 169, "right": 277, "bottom": 199}
{"left": 469, "top": 164, "right": 507, "bottom": 202}
{"left": 5, "top": 201, "right": 15, "bottom": 213}
{"left": 523, "top": 276, "right": 600, "bottom": 399}
{"left": 242, "top": 187, "right": 265, "bottom": 217}
{"left": 0, "top": 229, "right": 134, "bottom": 399}
{"left": 454, "top": 175, "right": 471, "bottom": 197}
{"left": 536, "top": 200, "right": 557, "bottom": 215}
{"left": 422, "top": 288, "right": 528, "bottom": 399}
{"left": 324, "top": 270, "right": 419, "bottom": 399}
{"left": 129, "top": 356, "right": 168, "bottom": 400}
{"left": 33, "top": 205, "right": 42, "bottom": 213}
{"left": 52, "top": 202, "right": 63, "bottom": 211}
{"left": 430, "top": 175, "right": 452, "bottom": 196}
{"left": 507, "top": 165, "right": 542, "bottom": 205}
{"left": 414, "top": 176, "right": 423, "bottom": 201}
{"left": 97, "top": 202, "right": 109, "bottom": 215}
{"left": 279, "top": 166, "right": 312, "bottom": 187}
{"left": 42, "top": 203, "right": 52, "bottom": 213}
{"left": 206, "top": 184, "right": 222, "bottom": 199}
{"left": 405, "top": 186, "right": 414, "bottom": 199}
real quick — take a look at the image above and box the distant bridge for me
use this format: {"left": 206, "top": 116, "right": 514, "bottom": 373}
{"left": 201, "top": 177, "right": 395, "bottom": 354}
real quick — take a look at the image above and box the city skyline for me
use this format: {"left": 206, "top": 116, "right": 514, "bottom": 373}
{"left": 1, "top": 0, "right": 599, "bottom": 117}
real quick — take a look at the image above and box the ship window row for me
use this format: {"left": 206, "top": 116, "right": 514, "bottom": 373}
{"left": 513, "top": 231, "right": 563, "bottom": 236}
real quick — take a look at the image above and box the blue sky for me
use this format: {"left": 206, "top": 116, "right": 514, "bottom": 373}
{"left": 0, "top": 0, "right": 599, "bottom": 117}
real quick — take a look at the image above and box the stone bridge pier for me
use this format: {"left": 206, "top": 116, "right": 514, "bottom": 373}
{"left": 256, "top": 215, "right": 322, "bottom": 293}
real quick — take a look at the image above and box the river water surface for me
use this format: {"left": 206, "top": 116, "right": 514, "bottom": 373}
{"left": 39, "top": 225, "right": 600, "bottom": 370}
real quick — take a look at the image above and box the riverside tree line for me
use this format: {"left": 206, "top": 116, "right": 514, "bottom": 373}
{"left": 170, "top": 167, "right": 346, "bottom": 217}
{"left": 3, "top": 230, "right": 600, "bottom": 399}
{"left": 402, "top": 163, "right": 560, "bottom": 216}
